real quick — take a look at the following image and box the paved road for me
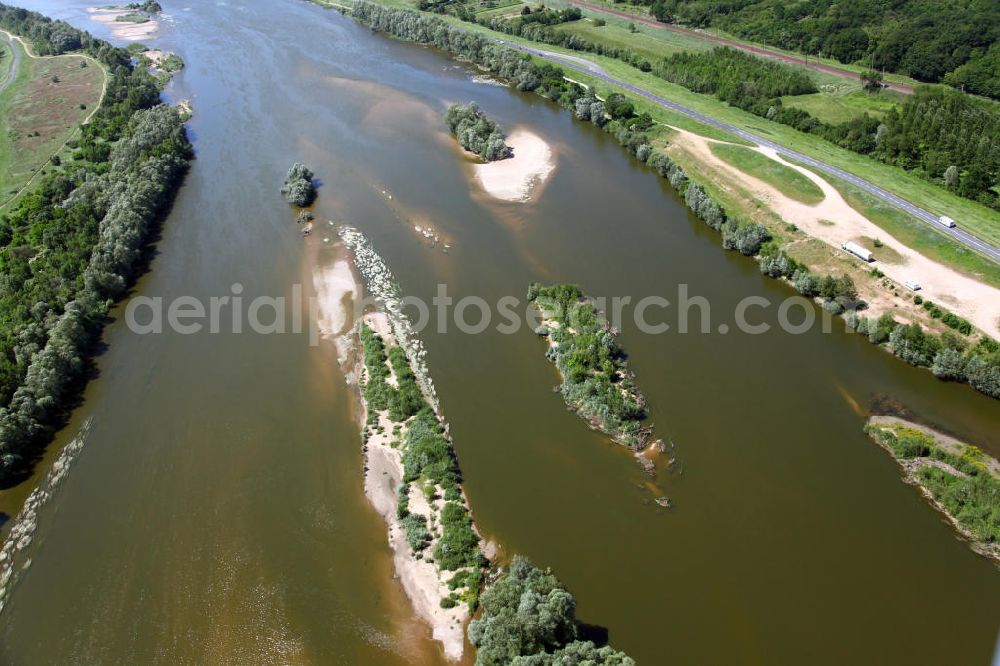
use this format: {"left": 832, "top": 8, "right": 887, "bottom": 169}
{"left": 562, "top": 0, "right": 914, "bottom": 94}
{"left": 506, "top": 42, "right": 1000, "bottom": 263}
{"left": 0, "top": 32, "right": 22, "bottom": 96}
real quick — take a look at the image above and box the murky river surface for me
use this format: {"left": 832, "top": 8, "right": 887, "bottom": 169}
{"left": 0, "top": 1, "right": 998, "bottom": 663}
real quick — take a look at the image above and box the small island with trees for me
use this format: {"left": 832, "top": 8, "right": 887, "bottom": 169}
{"left": 864, "top": 416, "right": 999, "bottom": 562}
{"left": 528, "top": 283, "right": 651, "bottom": 450}
{"left": 280, "top": 162, "right": 316, "bottom": 207}
{"left": 109, "top": 1, "right": 162, "bottom": 23}
{"left": 445, "top": 102, "right": 513, "bottom": 162}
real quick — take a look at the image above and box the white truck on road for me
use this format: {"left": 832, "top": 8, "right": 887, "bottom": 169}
{"left": 938, "top": 215, "right": 957, "bottom": 228}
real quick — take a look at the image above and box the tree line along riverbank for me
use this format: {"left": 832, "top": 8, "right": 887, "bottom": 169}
{"left": 0, "top": 3, "right": 192, "bottom": 483}
{"left": 345, "top": 0, "right": 1000, "bottom": 403}
{"left": 340, "top": 226, "right": 635, "bottom": 663}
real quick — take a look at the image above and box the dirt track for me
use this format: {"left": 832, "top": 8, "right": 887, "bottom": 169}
{"left": 564, "top": 0, "right": 914, "bottom": 94}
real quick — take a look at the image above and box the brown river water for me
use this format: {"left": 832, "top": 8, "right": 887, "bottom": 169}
{"left": 0, "top": 1, "right": 998, "bottom": 664}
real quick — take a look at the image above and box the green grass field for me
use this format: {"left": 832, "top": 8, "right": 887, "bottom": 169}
{"left": 553, "top": 15, "right": 712, "bottom": 60}
{"left": 782, "top": 88, "right": 904, "bottom": 124}
{"left": 0, "top": 43, "right": 104, "bottom": 208}
{"left": 548, "top": 0, "right": 926, "bottom": 88}
{"left": 710, "top": 142, "right": 825, "bottom": 205}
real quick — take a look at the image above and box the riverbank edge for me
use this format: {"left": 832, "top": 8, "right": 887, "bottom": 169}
{"left": 864, "top": 416, "right": 1000, "bottom": 563}
{"left": 335, "top": 0, "right": 1000, "bottom": 403}
{"left": 0, "top": 9, "right": 193, "bottom": 485}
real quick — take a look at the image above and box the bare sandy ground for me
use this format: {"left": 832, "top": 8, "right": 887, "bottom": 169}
{"left": 671, "top": 128, "right": 1000, "bottom": 337}
{"left": 312, "top": 259, "right": 358, "bottom": 339}
{"left": 475, "top": 129, "right": 554, "bottom": 202}
{"left": 87, "top": 7, "right": 158, "bottom": 40}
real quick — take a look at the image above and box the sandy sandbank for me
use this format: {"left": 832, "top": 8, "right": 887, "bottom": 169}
{"left": 357, "top": 313, "right": 469, "bottom": 660}
{"left": 312, "top": 259, "right": 358, "bottom": 339}
{"left": 87, "top": 7, "right": 158, "bottom": 40}
{"left": 474, "top": 129, "right": 554, "bottom": 202}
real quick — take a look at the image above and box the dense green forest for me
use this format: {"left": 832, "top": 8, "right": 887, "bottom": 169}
{"left": 654, "top": 46, "right": 816, "bottom": 109}
{"left": 445, "top": 103, "right": 513, "bottom": 161}
{"left": 468, "top": 556, "right": 635, "bottom": 665}
{"left": 830, "top": 89, "right": 1000, "bottom": 207}
{"left": 641, "top": 0, "right": 1000, "bottom": 99}
{"left": 0, "top": 4, "right": 191, "bottom": 480}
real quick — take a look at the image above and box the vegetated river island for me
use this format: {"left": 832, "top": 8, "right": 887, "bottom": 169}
{"left": 338, "top": 227, "right": 635, "bottom": 663}
{"left": 445, "top": 100, "right": 554, "bottom": 202}
{"left": 865, "top": 416, "right": 1000, "bottom": 562}
{"left": 528, "top": 283, "right": 673, "bottom": 486}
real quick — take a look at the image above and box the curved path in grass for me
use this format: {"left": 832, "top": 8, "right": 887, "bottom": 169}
{"left": 0, "top": 31, "right": 107, "bottom": 211}
{"left": 0, "top": 32, "right": 22, "bottom": 96}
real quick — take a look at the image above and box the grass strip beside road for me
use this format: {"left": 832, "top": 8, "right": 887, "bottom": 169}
{"left": 711, "top": 142, "right": 825, "bottom": 205}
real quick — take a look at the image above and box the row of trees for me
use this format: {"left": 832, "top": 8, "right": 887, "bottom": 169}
{"left": 0, "top": 9, "right": 191, "bottom": 479}
{"left": 640, "top": 0, "right": 1000, "bottom": 100}
{"left": 352, "top": 2, "right": 584, "bottom": 105}
{"left": 849, "top": 314, "right": 1000, "bottom": 398}
{"left": 468, "top": 556, "right": 635, "bottom": 665}
{"left": 444, "top": 103, "right": 513, "bottom": 162}
{"left": 630, "top": 126, "right": 1000, "bottom": 399}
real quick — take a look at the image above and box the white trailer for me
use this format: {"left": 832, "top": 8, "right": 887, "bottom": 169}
{"left": 842, "top": 241, "right": 874, "bottom": 262}
{"left": 904, "top": 279, "right": 921, "bottom": 291}
{"left": 938, "top": 215, "right": 956, "bottom": 228}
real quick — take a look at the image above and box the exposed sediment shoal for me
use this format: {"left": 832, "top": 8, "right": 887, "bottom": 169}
{"left": 361, "top": 395, "right": 468, "bottom": 660}
{"left": 87, "top": 7, "right": 159, "bottom": 40}
{"left": 474, "top": 129, "right": 554, "bottom": 202}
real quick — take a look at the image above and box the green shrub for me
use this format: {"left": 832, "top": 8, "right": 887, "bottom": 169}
{"left": 401, "top": 513, "right": 431, "bottom": 552}
{"left": 434, "top": 502, "right": 480, "bottom": 570}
